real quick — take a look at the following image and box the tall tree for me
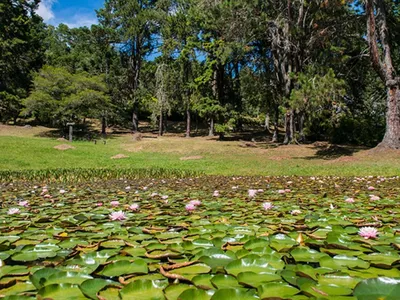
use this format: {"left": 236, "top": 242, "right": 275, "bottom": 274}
{"left": 97, "top": 0, "right": 158, "bottom": 132}
{"left": 0, "top": 0, "right": 45, "bottom": 122}
{"left": 366, "top": 0, "right": 400, "bottom": 148}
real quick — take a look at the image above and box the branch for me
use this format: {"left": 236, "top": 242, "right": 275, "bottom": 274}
{"left": 365, "top": 0, "right": 385, "bottom": 82}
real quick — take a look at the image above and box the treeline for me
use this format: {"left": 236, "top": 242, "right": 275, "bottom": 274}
{"left": 1, "top": 0, "right": 399, "bottom": 147}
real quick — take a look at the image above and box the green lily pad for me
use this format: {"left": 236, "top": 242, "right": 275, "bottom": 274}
{"left": 353, "top": 277, "right": 400, "bottom": 300}
{"left": 211, "top": 288, "right": 259, "bottom": 300}
{"left": 258, "top": 281, "right": 300, "bottom": 299}
{"left": 237, "top": 271, "right": 281, "bottom": 287}
{"left": 99, "top": 259, "right": 148, "bottom": 277}
{"left": 178, "top": 288, "right": 211, "bottom": 300}
{"left": 119, "top": 279, "right": 165, "bottom": 300}
{"left": 37, "top": 283, "right": 88, "bottom": 300}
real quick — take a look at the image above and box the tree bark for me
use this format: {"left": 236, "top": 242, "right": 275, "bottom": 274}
{"left": 209, "top": 117, "right": 214, "bottom": 136}
{"left": 272, "top": 107, "right": 279, "bottom": 143}
{"left": 186, "top": 109, "right": 191, "bottom": 138}
{"left": 283, "top": 110, "right": 293, "bottom": 144}
{"left": 298, "top": 111, "right": 305, "bottom": 142}
{"left": 159, "top": 110, "right": 163, "bottom": 136}
{"left": 264, "top": 112, "right": 271, "bottom": 133}
{"left": 366, "top": 0, "right": 400, "bottom": 148}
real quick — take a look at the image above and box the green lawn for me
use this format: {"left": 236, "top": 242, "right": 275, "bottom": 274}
{"left": 1, "top": 125, "right": 400, "bottom": 176}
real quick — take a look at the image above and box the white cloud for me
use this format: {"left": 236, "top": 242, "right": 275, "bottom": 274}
{"left": 63, "top": 15, "right": 98, "bottom": 28}
{"left": 36, "top": 0, "right": 56, "bottom": 22}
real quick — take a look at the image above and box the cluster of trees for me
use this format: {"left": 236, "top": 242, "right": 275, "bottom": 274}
{"left": 1, "top": 0, "right": 399, "bottom": 147}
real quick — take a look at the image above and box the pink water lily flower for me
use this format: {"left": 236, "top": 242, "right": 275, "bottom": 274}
{"left": 151, "top": 192, "right": 158, "bottom": 197}
{"left": 262, "top": 202, "right": 274, "bottom": 210}
{"left": 109, "top": 211, "right": 127, "bottom": 221}
{"left": 368, "top": 186, "right": 375, "bottom": 191}
{"left": 345, "top": 197, "right": 355, "bottom": 203}
{"left": 369, "top": 195, "right": 380, "bottom": 201}
{"left": 97, "top": 202, "right": 103, "bottom": 206}
{"left": 110, "top": 201, "right": 120, "bottom": 207}
{"left": 248, "top": 189, "right": 257, "bottom": 198}
{"left": 257, "top": 189, "right": 264, "bottom": 193}
{"left": 189, "top": 200, "right": 201, "bottom": 206}
{"left": 59, "top": 189, "right": 66, "bottom": 194}
{"left": 129, "top": 203, "right": 139, "bottom": 211}
{"left": 185, "top": 204, "right": 196, "bottom": 211}
{"left": 278, "top": 189, "right": 286, "bottom": 194}
{"left": 8, "top": 208, "right": 20, "bottom": 215}
{"left": 358, "top": 227, "right": 378, "bottom": 239}
{"left": 284, "top": 189, "right": 291, "bottom": 193}
{"left": 18, "top": 200, "right": 29, "bottom": 207}
{"left": 213, "top": 190, "right": 220, "bottom": 197}
{"left": 43, "top": 194, "right": 52, "bottom": 199}
{"left": 161, "top": 195, "right": 169, "bottom": 200}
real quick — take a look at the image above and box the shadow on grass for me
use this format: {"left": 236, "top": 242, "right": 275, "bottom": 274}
{"left": 299, "top": 142, "right": 367, "bottom": 160}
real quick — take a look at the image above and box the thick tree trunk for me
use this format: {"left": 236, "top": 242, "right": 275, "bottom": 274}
{"left": 209, "top": 117, "right": 214, "bottom": 136}
{"left": 186, "top": 109, "right": 191, "bottom": 138}
{"left": 378, "top": 84, "right": 400, "bottom": 148}
{"left": 366, "top": 0, "right": 400, "bottom": 148}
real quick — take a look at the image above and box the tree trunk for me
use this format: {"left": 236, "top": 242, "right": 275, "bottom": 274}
{"left": 284, "top": 110, "right": 293, "bottom": 144}
{"left": 209, "top": 117, "right": 214, "bottom": 136}
{"left": 378, "top": 84, "right": 400, "bottom": 148}
{"left": 101, "top": 115, "right": 107, "bottom": 136}
{"left": 132, "top": 111, "right": 139, "bottom": 133}
{"left": 298, "top": 111, "right": 305, "bottom": 142}
{"left": 366, "top": 0, "right": 400, "bottom": 148}
{"left": 264, "top": 112, "right": 271, "bottom": 133}
{"left": 186, "top": 109, "right": 191, "bottom": 138}
{"left": 159, "top": 110, "right": 163, "bottom": 136}
{"left": 272, "top": 107, "right": 279, "bottom": 143}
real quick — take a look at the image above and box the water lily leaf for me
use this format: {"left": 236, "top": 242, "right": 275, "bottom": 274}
{"left": 164, "top": 283, "right": 192, "bottom": 300}
{"left": 30, "top": 268, "right": 63, "bottom": 289}
{"left": 225, "top": 257, "right": 281, "bottom": 277}
{"left": 80, "top": 278, "right": 118, "bottom": 300}
{"left": 99, "top": 259, "right": 148, "bottom": 277}
{"left": 297, "top": 277, "right": 353, "bottom": 297}
{"left": 258, "top": 281, "right": 300, "bottom": 299}
{"left": 192, "top": 274, "right": 214, "bottom": 289}
{"left": 44, "top": 271, "right": 93, "bottom": 286}
{"left": 358, "top": 252, "right": 400, "bottom": 268}
{"left": 237, "top": 271, "right": 281, "bottom": 287}
{"left": 319, "top": 274, "right": 362, "bottom": 289}
{"left": 353, "top": 277, "right": 400, "bottom": 300}
{"left": 270, "top": 234, "right": 297, "bottom": 252}
{"left": 291, "top": 247, "right": 329, "bottom": 263}
{"left": 169, "top": 263, "right": 211, "bottom": 275}
{"left": 119, "top": 279, "right": 165, "bottom": 300}
{"left": 210, "top": 288, "right": 259, "bottom": 300}
{"left": 319, "top": 255, "right": 370, "bottom": 270}
{"left": 178, "top": 288, "right": 211, "bottom": 300}
{"left": 37, "top": 283, "right": 88, "bottom": 300}
{"left": 0, "top": 266, "right": 28, "bottom": 279}
{"left": 210, "top": 274, "right": 242, "bottom": 289}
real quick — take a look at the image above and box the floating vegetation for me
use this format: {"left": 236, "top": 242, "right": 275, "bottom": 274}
{"left": 0, "top": 176, "right": 399, "bottom": 299}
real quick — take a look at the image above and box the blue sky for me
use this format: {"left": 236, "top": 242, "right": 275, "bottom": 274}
{"left": 36, "top": 0, "right": 103, "bottom": 28}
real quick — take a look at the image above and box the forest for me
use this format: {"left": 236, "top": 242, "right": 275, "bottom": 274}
{"left": 1, "top": 0, "right": 399, "bottom": 147}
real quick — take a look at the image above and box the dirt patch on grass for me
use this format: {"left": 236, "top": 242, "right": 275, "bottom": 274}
{"left": 0, "top": 124, "right": 52, "bottom": 137}
{"left": 54, "top": 144, "right": 75, "bottom": 151}
{"left": 111, "top": 154, "right": 129, "bottom": 159}
{"left": 180, "top": 155, "right": 203, "bottom": 161}
{"left": 269, "top": 156, "right": 290, "bottom": 161}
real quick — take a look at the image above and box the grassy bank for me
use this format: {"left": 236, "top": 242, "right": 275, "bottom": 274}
{"left": 1, "top": 125, "right": 400, "bottom": 176}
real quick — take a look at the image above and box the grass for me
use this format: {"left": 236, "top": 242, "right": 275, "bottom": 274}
{"left": 1, "top": 124, "right": 400, "bottom": 176}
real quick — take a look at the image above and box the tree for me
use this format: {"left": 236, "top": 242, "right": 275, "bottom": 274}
{"left": 23, "top": 66, "right": 111, "bottom": 128}
{"left": 97, "top": 0, "right": 158, "bottom": 132}
{"left": 365, "top": 0, "right": 400, "bottom": 148}
{"left": 0, "top": 0, "right": 45, "bottom": 122}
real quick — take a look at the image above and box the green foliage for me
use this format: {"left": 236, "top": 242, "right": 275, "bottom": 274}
{"left": 23, "top": 66, "right": 111, "bottom": 127}
{"left": 0, "top": 0, "right": 45, "bottom": 122}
